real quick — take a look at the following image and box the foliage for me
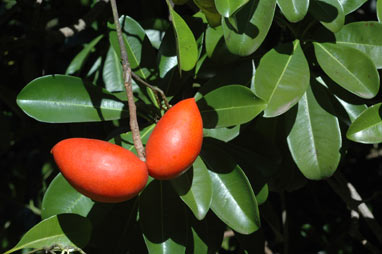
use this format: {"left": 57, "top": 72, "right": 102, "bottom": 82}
{"left": 2, "top": 0, "right": 382, "bottom": 253}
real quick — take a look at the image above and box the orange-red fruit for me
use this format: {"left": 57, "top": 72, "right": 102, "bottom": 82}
{"left": 145, "top": 98, "right": 203, "bottom": 180}
{"left": 51, "top": 138, "right": 148, "bottom": 203}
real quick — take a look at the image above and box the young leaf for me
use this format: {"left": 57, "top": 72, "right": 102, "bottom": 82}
{"left": 65, "top": 35, "right": 104, "bottom": 75}
{"left": 16, "top": 75, "right": 129, "bottom": 123}
{"left": 338, "top": 0, "right": 367, "bottom": 14}
{"left": 335, "top": 21, "right": 382, "bottom": 69}
{"left": 313, "top": 42, "right": 380, "bottom": 99}
{"left": 222, "top": 0, "right": 276, "bottom": 56}
{"left": 254, "top": 40, "right": 310, "bottom": 117}
{"left": 346, "top": 103, "right": 382, "bottom": 144}
{"left": 287, "top": 85, "right": 342, "bottom": 180}
{"left": 41, "top": 173, "right": 95, "bottom": 220}
{"left": 201, "top": 139, "right": 260, "bottom": 234}
{"left": 4, "top": 214, "right": 92, "bottom": 254}
{"left": 215, "top": 0, "right": 250, "bottom": 17}
{"left": 196, "top": 85, "right": 266, "bottom": 128}
{"left": 139, "top": 180, "right": 188, "bottom": 253}
{"left": 171, "top": 156, "right": 212, "bottom": 220}
{"left": 168, "top": 7, "right": 199, "bottom": 72}
{"left": 102, "top": 46, "right": 124, "bottom": 92}
{"left": 309, "top": 0, "right": 344, "bottom": 33}
{"left": 277, "top": 0, "right": 309, "bottom": 23}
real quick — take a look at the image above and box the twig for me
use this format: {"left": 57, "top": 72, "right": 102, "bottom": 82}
{"left": 327, "top": 172, "right": 382, "bottom": 245}
{"left": 131, "top": 72, "right": 171, "bottom": 110}
{"left": 110, "top": 0, "right": 145, "bottom": 161}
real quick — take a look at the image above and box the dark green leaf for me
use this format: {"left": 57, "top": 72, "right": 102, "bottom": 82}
{"left": 201, "top": 139, "right": 260, "bottom": 234}
{"left": 139, "top": 180, "right": 187, "bottom": 253}
{"left": 196, "top": 85, "right": 266, "bottom": 128}
{"left": 335, "top": 21, "right": 382, "bottom": 69}
{"left": 102, "top": 46, "right": 124, "bottom": 92}
{"left": 314, "top": 42, "right": 380, "bottom": 99}
{"left": 309, "top": 0, "right": 344, "bottom": 32}
{"left": 16, "top": 75, "right": 129, "bottom": 123}
{"left": 169, "top": 7, "right": 199, "bottom": 71}
{"left": 66, "top": 35, "right": 103, "bottom": 75}
{"left": 41, "top": 173, "right": 95, "bottom": 220}
{"left": 347, "top": 103, "right": 382, "bottom": 144}
{"left": 287, "top": 84, "right": 342, "bottom": 180}
{"left": 277, "top": 0, "right": 309, "bottom": 22}
{"left": 186, "top": 212, "right": 225, "bottom": 254}
{"left": 215, "top": 0, "right": 250, "bottom": 17}
{"left": 254, "top": 40, "right": 310, "bottom": 117}
{"left": 171, "top": 156, "right": 212, "bottom": 220}
{"left": 338, "top": 0, "right": 367, "bottom": 14}
{"left": 222, "top": 0, "right": 276, "bottom": 56}
{"left": 4, "top": 214, "right": 91, "bottom": 254}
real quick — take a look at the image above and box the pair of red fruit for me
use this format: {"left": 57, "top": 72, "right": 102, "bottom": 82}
{"left": 51, "top": 98, "right": 203, "bottom": 203}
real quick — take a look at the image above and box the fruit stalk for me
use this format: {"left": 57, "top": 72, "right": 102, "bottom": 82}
{"left": 110, "top": 0, "right": 145, "bottom": 161}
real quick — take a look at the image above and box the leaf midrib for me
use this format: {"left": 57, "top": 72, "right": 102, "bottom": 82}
{"left": 18, "top": 99, "right": 126, "bottom": 111}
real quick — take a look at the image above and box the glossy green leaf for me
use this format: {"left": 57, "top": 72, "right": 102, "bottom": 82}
{"left": 142, "top": 18, "right": 170, "bottom": 49}
{"left": 196, "top": 85, "right": 266, "bottom": 128}
{"left": 169, "top": 7, "right": 199, "bottom": 72}
{"left": 277, "top": 0, "right": 309, "bottom": 22}
{"left": 336, "top": 98, "right": 367, "bottom": 122}
{"left": 335, "top": 21, "right": 382, "bottom": 68}
{"left": 222, "top": 0, "right": 276, "bottom": 56}
{"left": 203, "top": 125, "right": 240, "bottom": 142}
{"left": 287, "top": 85, "right": 342, "bottom": 180}
{"left": 65, "top": 35, "right": 103, "bottom": 75}
{"left": 171, "top": 156, "right": 212, "bottom": 220}
{"left": 109, "top": 16, "right": 155, "bottom": 79}
{"left": 201, "top": 139, "right": 260, "bottom": 234}
{"left": 254, "top": 40, "right": 310, "bottom": 117}
{"left": 16, "top": 75, "right": 129, "bottom": 123}
{"left": 309, "top": 0, "right": 344, "bottom": 32}
{"left": 347, "top": 103, "right": 382, "bottom": 144}
{"left": 378, "top": 0, "right": 382, "bottom": 22}
{"left": 338, "top": 0, "right": 367, "bottom": 14}
{"left": 102, "top": 46, "right": 124, "bottom": 92}
{"left": 255, "top": 184, "right": 269, "bottom": 205}
{"left": 4, "top": 214, "right": 91, "bottom": 254}
{"left": 205, "top": 26, "right": 223, "bottom": 58}
{"left": 41, "top": 173, "right": 95, "bottom": 220}
{"left": 139, "top": 180, "right": 187, "bottom": 253}
{"left": 314, "top": 42, "right": 380, "bottom": 99}
{"left": 215, "top": 0, "right": 249, "bottom": 17}
{"left": 193, "top": 0, "right": 221, "bottom": 27}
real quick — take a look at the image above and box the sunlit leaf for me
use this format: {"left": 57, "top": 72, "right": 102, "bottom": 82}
{"left": 222, "top": 0, "right": 276, "bottom": 56}
{"left": 338, "top": 0, "right": 367, "bottom": 14}
{"left": 314, "top": 42, "right": 380, "bottom": 99}
{"left": 347, "top": 103, "right": 382, "bottom": 144}
{"left": 215, "top": 0, "right": 249, "bottom": 17}
{"left": 196, "top": 85, "right": 266, "bottom": 128}
{"left": 41, "top": 173, "right": 94, "bottom": 220}
{"left": 4, "top": 214, "right": 91, "bottom": 254}
{"left": 16, "top": 75, "right": 129, "bottom": 123}
{"left": 277, "top": 0, "right": 309, "bottom": 22}
{"left": 254, "top": 40, "right": 310, "bottom": 117}
{"left": 287, "top": 85, "right": 341, "bottom": 180}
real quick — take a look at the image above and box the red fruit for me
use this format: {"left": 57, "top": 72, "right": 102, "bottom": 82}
{"left": 51, "top": 138, "right": 148, "bottom": 203}
{"left": 145, "top": 98, "right": 203, "bottom": 180}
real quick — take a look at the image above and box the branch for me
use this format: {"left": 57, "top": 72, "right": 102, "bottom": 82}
{"left": 327, "top": 172, "right": 382, "bottom": 245}
{"left": 110, "top": 0, "right": 145, "bottom": 161}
